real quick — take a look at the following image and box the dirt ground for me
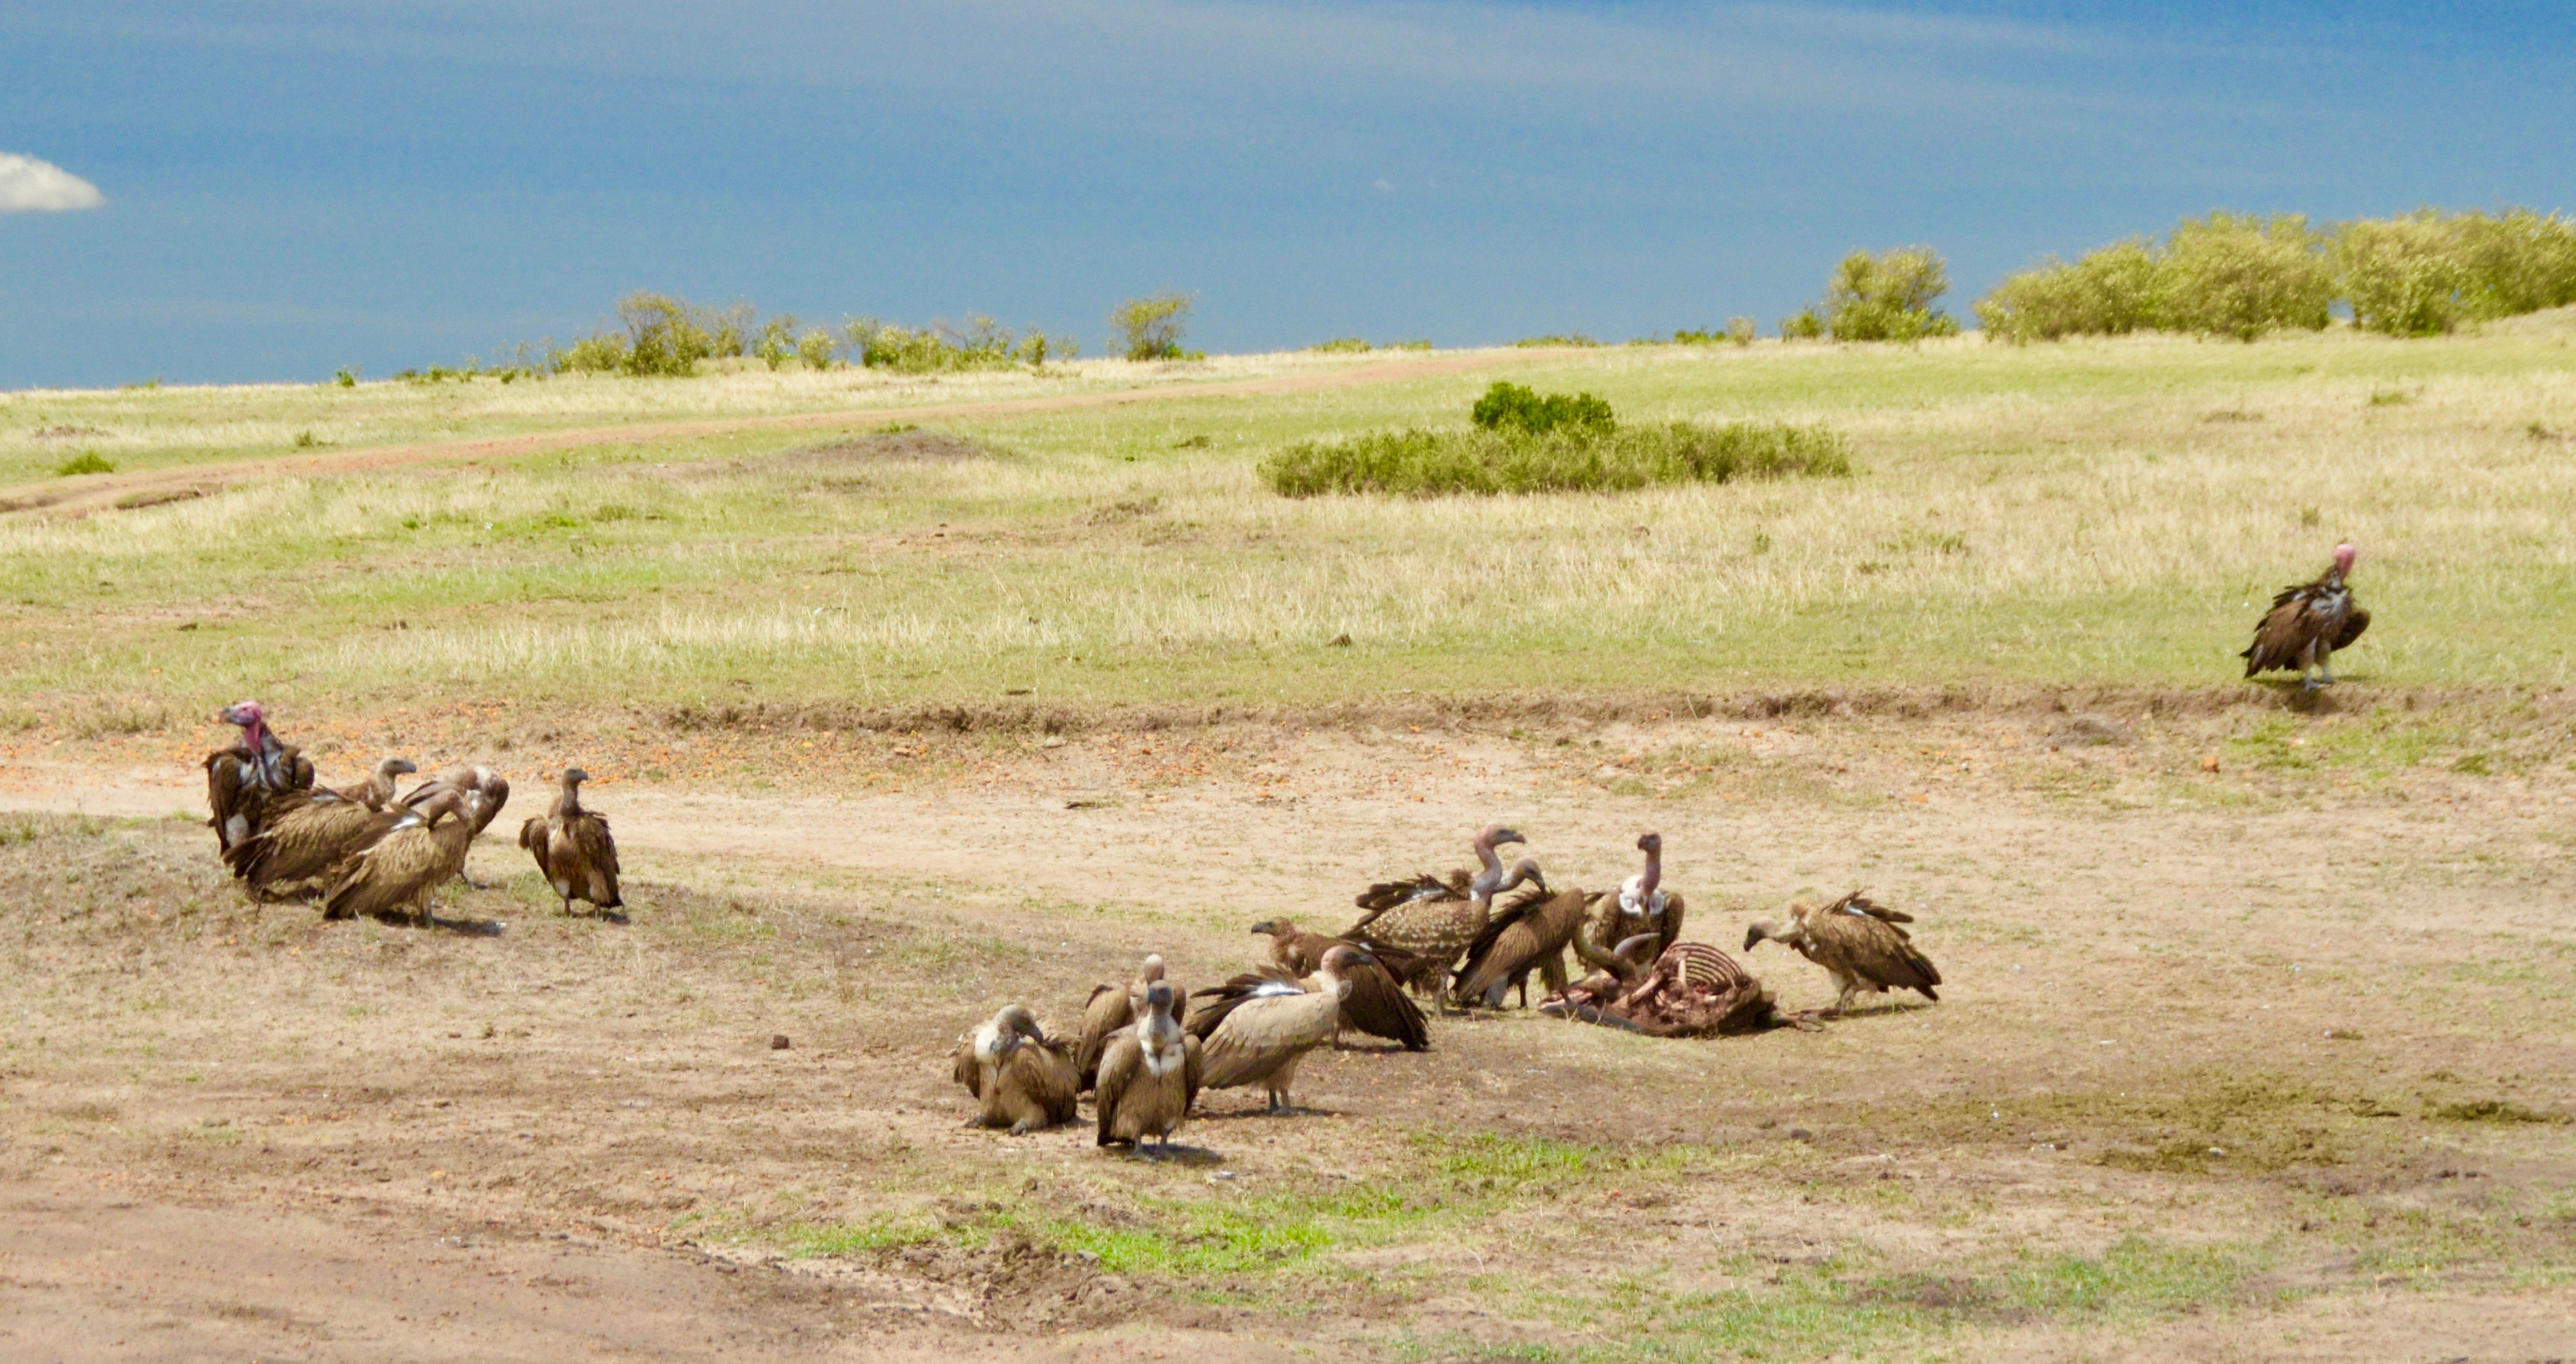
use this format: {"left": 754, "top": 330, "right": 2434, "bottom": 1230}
{"left": 1, "top": 693, "right": 2573, "bottom": 1360}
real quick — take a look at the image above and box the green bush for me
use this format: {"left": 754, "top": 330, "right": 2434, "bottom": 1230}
{"left": 1309, "top": 337, "right": 1372, "bottom": 353}
{"left": 1974, "top": 239, "right": 2163, "bottom": 343}
{"left": 1727, "top": 316, "right": 1757, "bottom": 345}
{"left": 2332, "top": 214, "right": 2471, "bottom": 336}
{"left": 845, "top": 314, "right": 1066, "bottom": 372}
{"left": 54, "top": 451, "right": 115, "bottom": 477}
{"left": 1110, "top": 292, "right": 1193, "bottom": 360}
{"left": 553, "top": 332, "right": 629, "bottom": 374}
{"left": 1780, "top": 309, "right": 1824, "bottom": 340}
{"left": 616, "top": 291, "right": 724, "bottom": 376}
{"left": 2450, "top": 208, "right": 2576, "bottom": 317}
{"left": 1470, "top": 381, "right": 1615, "bottom": 436}
{"left": 1260, "top": 420, "right": 1850, "bottom": 497}
{"left": 1821, "top": 247, "right": 1960, "bottom": 342}
{"left": 2158, "top": 213, "right": 2333, "bottom": 340}
{"left": 1512, "top": 333, "right": 1599, "bottom": 348}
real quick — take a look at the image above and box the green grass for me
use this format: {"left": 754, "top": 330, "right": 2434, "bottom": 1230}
{"left": 4, "top": 319, "right": 2575, "bottom": 720}
{"left": 1259, "top": 420, "right": 1849, "bottom": 497}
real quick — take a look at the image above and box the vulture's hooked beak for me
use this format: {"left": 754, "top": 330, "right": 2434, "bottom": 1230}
{"left": 1249, "top": 920, "right": 1278, "bottom": 936}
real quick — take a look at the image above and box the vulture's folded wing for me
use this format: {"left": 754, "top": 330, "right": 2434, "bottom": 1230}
{"left": 2333, "top": 604, "right": 2369, "bottom": 652}
{"left": 952, "top": 1034, "right": 982, "bottom": 1097}
{"left": 1093, "top": 1035, "right": 1141, "bottom": 1142}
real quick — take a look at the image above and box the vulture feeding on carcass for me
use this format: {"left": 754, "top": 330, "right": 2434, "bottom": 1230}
{"left": 203, "top": 701, "right": 316, "bottom": 854}
{"left": 518, "top": 768, "right": 621, "bottom": 916}
{"left": 950, "top": 1004, "right": 1080, "bottom": 1135}
{"left": 1094, "top": 980, "right": 1204, "bottom": 1152}
{"left": 1453, "top": 883, "right": 1592, "bottom": 1009}
{"left": 1250, "top": 918, "right": 1428, "bottom": 1051}
{"left": 1343, "top": 824, "right": 1546, "bottom": 999}
{"left": 1188, "top": 944, "right": 1370, "bottom": 1115}
{"left": 320, "top": 789, "right": 477, "bottom": 926}
{"left": 403, "top": 764, "right": 512, "bottom": 836}
{"left": 1546, "top": 932, "right": 1784, "bottom": 1037}
{"left": 1744, "top": 891, "right": 1940, "bottom": 1015}
{"left": 2241, "top": 542, "right": 2369, "bottom": 691}
{"left": 1584, "top": 832, "right": 1686, "bottom": 966}
{"left": 224, "top": 756, "right": 418, "bottom": 900}
{"left": 1076, "top": 954, "right": 1172, "bottom": 1090}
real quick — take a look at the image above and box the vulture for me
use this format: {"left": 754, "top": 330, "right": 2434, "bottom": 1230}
{"left": 402, "top": 764, "right": 512, "bottom": 836}
{"left": 203, "top": 701, "right": 315, "bottom": 854}
{"left": 1094, "top": 980, "right": 1204, "bottom": 1152}
{"left": 1343, "top": 824, "right": 1546, "bottom": 999}
{"left": 320, "top": 789, "right": 476, "bottom": 926}
{"left": 1584, "top": 832, "right": 1686, "bottom": 967}
{"left": 224, "top": 756, "right": 418, "bottom": 899}
{"left": 1076, "top": 954, "right": 1171, "bottom": 1090}
{"left": 1551, "top": 931, "right": 1782, "bottom": 1037}
{"left": 518, "top": 768, "right": 621, "bottom": 916}
{"left": 2242, "top": 542, "right": 2369, "bottom": 690}
{"left": 1744, "top": 891, "right": 1940, "bottom": 1015}
{"left": 1250, "top": 918, "right": 1428, "bottom": 1051}
{"left": 950, "top": 1004, "right": 1080, "bottom": 1134}
{"left": 1189, "top": 944, "right": 1369, "bottom": 1115}
{"left": 1454, "top": 884, "right": 1592, "bottom": 1009}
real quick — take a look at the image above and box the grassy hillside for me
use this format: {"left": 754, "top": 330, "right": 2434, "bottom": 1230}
{"left": 3, "top": 317, "right": 2573, "bottom": 723}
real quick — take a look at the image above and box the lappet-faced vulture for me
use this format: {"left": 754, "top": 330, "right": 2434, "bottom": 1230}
{"left": 518, "top": 768, "right": 620, "bottom": 916}
{"left": 403, "top": 765, "right": 512, "bottom": 836}
{"left": 224, "top": 757, "right": 418, "bottom": 899}
{"left": 1188, "top": 944, "right": 1369, "bottom": 1115}
{"left": 1250, "top": 919, "right": 1428, "bottom": 1051}
{"left": 1077, "top": 954, "right": 1171, "bottom": 1090}
{"left": 321, "top": 789, "right": 475, "bottom": 926}
{"left": 2242, "top": 543, "right": 2370, "bottom": 691}
{"left": 204, "top": 701, "right": 316, "bottom": 854}
{"left": 1584, "top": 832, "right": 1686, "bottom": 966}
{"left": 1343, "top": 825, "right": 1545, "bottom": 999}
{"left": 1095, "top": 980, "right": 1204, "bottom": 1152}
{"left": 1744, "top": 891, "right": 1939, "bottom": 1015}
{"left": 1454, "top": 883, "right": 1591, "bottom": 1009}
{"left": 950, "top": 1004, "right": 1080, "bottom": 1134}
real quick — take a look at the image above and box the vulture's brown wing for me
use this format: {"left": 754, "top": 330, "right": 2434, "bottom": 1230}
{"left": 952, "top": 1033, "right": 982, "bottom": 1097}
{"left": 1076, "top": 984, "right": 1137, "bottom": 1088}
{"left": 1093, "top": 1032, "right": 1142, "bottom": 1142}
{"left": 1810, "top": 913, "right": 1941, "bottom": 999}
{"left": 566, "top": 813, "right": 621, "bottom": 906}
{"left": 1351, "top": 870, "right": 1466, "bottom": 918}
{"left": 323, "top": 824, "right": 443, "bottom": 921}
{"left": 2241, "top": 581, "right": 2324, "bottom": 676}
{"left": 1454, "top": 887, "right": 1586, "bottom": 1004}
{"left": 231, "top": 799, "right": 391, "bottom": 893}
{"left": 468, "top": 772, "right": 510, "bottom": 836}
{"left": 1458, "top": 883, "right": 1556, "bottom": 972}
{"left": 1823, "top": 891, "right": 1913, "bottom": 926}
{"left": 1181, "top": 1033, "right": 1204, "bottom": 1112}
{"left": 1015, "top": 1037, "right": 1081, "bottom": 1123}
{"left": 1338, "top": 959, "right": 1429, "bottom": 1051}
{"left": 2333, "top": 603, "right": 2369, "bottom": 652}
{"left": 1197, "top": 992, "right": 1335, "bottom": 1089}
{"left": 204, "top": 748, "right": 253, "bottom": 849}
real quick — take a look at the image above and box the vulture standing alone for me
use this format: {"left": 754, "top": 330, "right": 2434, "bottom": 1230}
{"left": 321, "top": 790, "right": 476, "bottom": 926}
{"left": 519, "top": 768, "right": 621, "bottom": 916}
{"left": 1250, "top": 918, "right": 1428, "bottom": 1051}
{"left": 2242, "top": 543, "right": 2369, "bottom": 690}
{"left": 1076, "top": 954, "right": 1172, "bottom": 1090}
{"left": 1188, "top": 944, "right": 1370, "bottom": 1114}
{"left": 224, "top": 756, "right": 418, "bottom": 900}
{"left": 1453, "top": 884, "right": 1592, "bottom": 1009}
{"left": 1094, "top": 980, "right": 1204, "bottom": 1152}
{"left": 1343, "top": 825, "right": 1545, "bottom": 999}
{"left": 1583, "top": 832, "right": 1686, "bottom": 966}
{"left": 1744, "top": 892, "right": 1940, "bottom": 1015}
{"left": 951, "top": 1004, "right": 1080, "bottom": 1134}
{"left": 204, "top": 701, "right": 315, "bottom": 854}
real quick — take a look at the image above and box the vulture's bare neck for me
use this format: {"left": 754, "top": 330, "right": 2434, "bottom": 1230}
{"left": 552, "top": 781, "right": 586, "bottom": 820}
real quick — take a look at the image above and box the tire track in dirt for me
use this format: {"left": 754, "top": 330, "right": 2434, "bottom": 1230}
{"left": 1, "top": 352, "right": 1519, "bottom": 519}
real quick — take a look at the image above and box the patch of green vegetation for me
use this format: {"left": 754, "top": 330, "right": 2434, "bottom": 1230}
{"left": 1514, "top": 334, "right": 1602, "bottom": 348}
{"left": 2226, "top": 712, "right": 2459, "bottom": 778}
{"left": 2424, "top": 1097, "right": 2565, "bottom": 1125}
{"left": 1261, "top": 420, "right": 1850, "bottom": 497}
{"left": 54, "top": 451, "right": 115, "bottom": 476}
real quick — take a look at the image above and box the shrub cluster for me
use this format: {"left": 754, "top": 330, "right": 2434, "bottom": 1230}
{"left": 493, "top": 291, "right": 1094, "bottom": 380}
{"left": 1820, "top": 247, "right": 1960, "bottom": 341}
{"left": 1110, "top": 292, "right": 1195, "bottom": 361}
{"left": 1261, "top": 421, "right": 1850, "bottom": 497}
{"left": 846, "top": 314, "right": 1070, "bottom": 372}
{"left": 1470, "top": 381, "right": 1615, "bottom": 436}
{"left": 1978, "top": 208, "right": 2576, "bottom": 342}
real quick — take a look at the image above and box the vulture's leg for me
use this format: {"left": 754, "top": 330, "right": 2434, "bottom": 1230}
{"left": 2316, "top": 643, "right": 2337, "bottom": 688}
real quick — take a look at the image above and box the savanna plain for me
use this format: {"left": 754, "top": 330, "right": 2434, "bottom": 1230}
{"left": 1, "top": 317, "right": 2575, "bottom": 1361}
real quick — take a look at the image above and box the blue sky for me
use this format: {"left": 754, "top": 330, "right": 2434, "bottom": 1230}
{"left": 4, "top": 1, "right": 2571, "bottom": 387}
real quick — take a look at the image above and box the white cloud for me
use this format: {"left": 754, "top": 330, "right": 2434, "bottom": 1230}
{"left": 0, "top": 153, "right": 106, "bottom": 213}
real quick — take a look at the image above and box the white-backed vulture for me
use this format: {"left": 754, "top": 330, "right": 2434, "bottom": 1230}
{"left": 1250, "top": 918, "right": 1428, "bottom": 1051}
{"left": 950, "top": 1004, "right": 1080, "bottom": 1134}
{"left": 1584, "top": 831, "right": 1686, "bottom": 967}
{"left": 2242, "top": 542, "right": 2369, "bottom": 690}
{"left": 1343, "top": 825, "right": 1545, "bottom": 998}
{"left": 224, "top": 756, "right": 418, "bottom": 899}
{"left": 321, "top": 790, "right": 475, "bottom": 926}
{"left": 1095, "top": 980, "right": 1204, "bottom": 1152}
{"left": 204, "top": 701, "right": 315, "bottom": 854}
{"left": 401, "top": 764, "right": 512, "bottom": 836}
{"left": 1190, "top": 944, "right": 1368, "bottom": 1114}
{"left": 518, "top": 768, "right": 620, "bottom": 916}
{"left": 1454, "top": 884, "right": 1592, "bottom": 1009}
{"left": 1077, "top": 954, "right": 1170, "bottom": 1090}
{"left": 1744, "top": 891, "right": 1940, "bottom": 1014}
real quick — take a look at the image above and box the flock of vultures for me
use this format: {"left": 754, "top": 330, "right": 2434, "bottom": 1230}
{"left": 190, "top": 545, "right": 2369, "bottom": 1154}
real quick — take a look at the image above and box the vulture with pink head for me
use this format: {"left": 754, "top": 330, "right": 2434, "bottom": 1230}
{"left": 203, "top": 701, "right": 315, "bottom": 854}
{"left": 2242, "top": 543, "right": 2369, "bottom": 690}
{"left": 224, "top": 756, "right": 418, "bottom": 900}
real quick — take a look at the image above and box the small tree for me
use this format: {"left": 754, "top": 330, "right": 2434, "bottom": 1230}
{"left": 1110, "top": 292, "right": 1192, "bottom": 360}
{"left": 616, "top": 291, "right": 717, "bottom": 376}
{"left": 2156, "top": 213, "right": 2332, "bottom": 341}
{"left": 1821, "top": 247, "right": 1959, "bottom": 342}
